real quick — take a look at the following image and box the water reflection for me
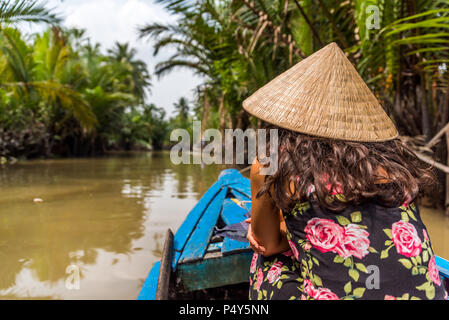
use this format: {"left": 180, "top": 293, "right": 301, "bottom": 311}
{"left": 0, "top": 152, "right": 225, "bottom": 299}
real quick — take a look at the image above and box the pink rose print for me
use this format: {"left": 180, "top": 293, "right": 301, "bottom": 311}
{"left": 304, "top": 279, "right": 339, "bottom": 300}
{"left": 304, "top": 242, "right": 312, "bottom": 251}
{"left": 304, "top": 279, "right": 318, "bottom": 298}
{"left": 249, "top": 277, "right": 253, "bottom": 286}
{"left": 256, "top": 268, "right": 263, "bottom": 291}
{"left": 305, "top": 218, "right": 345, "bottom": 254}
{"left": 384, "top": 295, "right": 396, "bottom": 300}
{"left": 428, "top": 255, "right": 441, "bottom": 286}
{"left": 327, "top": 183, "right": 343, "bottom": 195}
{"left": 314, "top": 288, "right": 339, "bottom": 300}
{"left": 267, "top": 261, "right": 283, "bottom": 284}
{"left": 322, "top": 173, "right": 343, "bottom": 195}
{"left": 306, "top": 184, "right": 316, "bottom": 197}
{"left": 282, "top": 250, "right": 293, "bottom": 257}
{"left": 423, "top": 229, "right": 429, "bottom": 242}
{"left": 340, "top": 224, "right": 370, "bottom": 259}
{"left": 391, "top": 221, "right": 422, "bottom": 257}
{"left": 288, "top": 240, "right": 300, "bottom": 261}
{"left": 301, "top": 295, "right": 307, "bottom": 300}
{"left": 305, "top": 218, "right": 372, "bottom": 259}
{"left": 250, "top": 252, "right": 258, "bottom": 273}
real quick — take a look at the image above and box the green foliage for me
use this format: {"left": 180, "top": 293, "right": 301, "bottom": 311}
{"left": 0, "top": 0, "right": 60, "bottom": 25}
{"left": 141, "top": 0, "right": 449, "bottom": 142}
{"left": 291, "top": 0, "right": 313, "bottom": 56}
{"left": 4, "top": 0, "right": 449, "bottom": 189}
{"left": 0, "top": 25, "right": 161, "bottom": 157}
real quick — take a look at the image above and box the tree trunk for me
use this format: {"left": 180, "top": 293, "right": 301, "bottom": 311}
{"left": 236, "top": 109, "right": 250, "bottom": 130}
{"left": 201, "top": 92, "right": 210, "bottom": 137}
{"left": 218, "top": 93, "right": 226, "bottom": 142}
{"left": 441, "top": 80, "right": 449, "bottom": 130}
{"left": 417, "top": 79, "right": 431, "bottom": 140}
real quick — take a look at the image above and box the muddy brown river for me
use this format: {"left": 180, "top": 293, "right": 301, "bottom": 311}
{"left": 0, "top": 151, "right": 448, "bottom": 299}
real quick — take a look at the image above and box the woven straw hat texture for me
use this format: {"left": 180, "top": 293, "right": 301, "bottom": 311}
{"left": 242, "top": 42, "right": 398, "bottom": 142}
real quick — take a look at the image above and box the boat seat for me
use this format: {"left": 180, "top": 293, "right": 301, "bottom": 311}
{"left": 222, "top": 237, "right": 250, "bottom": 254}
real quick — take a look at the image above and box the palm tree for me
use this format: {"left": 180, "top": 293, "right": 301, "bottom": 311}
{"left": 173, "top": 96, "right": 190, "bottom": 126}
{"left": 0, "top": 27, "right": 96, "bottom": 129}
{"left": 0, "top": 0, "right": 60, "bottom": 25}
{"left": 107, "top": 42, "right": 152, "bottom": 103}
{"left": 140, "top": 0, "right": 248, "bottom": 132}
{"left": 0, "top": 24, "right": 154, "bottom": 157}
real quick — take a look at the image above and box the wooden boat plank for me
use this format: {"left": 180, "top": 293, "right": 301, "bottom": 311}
{"left": 228, "top": 182, "right": 251, "bottom": 199}
{"left": 176, "top": 251, "right": 253, "bottom": 292}
{"left": 137, "top": 261, "right": 160, "bottom": 300}
{"left": 221, "top": 198, "right": 248, "bottom": 225}
{"left": 179, "top": 188, "right": 228, "bottom": 263}
{"left": 207, "top": 242, "right": 223, "bottom": 252}
{"left": 218, "top": 169, "right": 248, "bottom": 187}
{"left": 172, "top": 181, "right": 223, "bottom": 270}
{"left": 230, "top": 186, "right": 251, "bottom": 199}
{"left": 155, "top": 229, "right": 174, "bottom": 300}
{"left": 222, "top": 237, "right": 250, "bottom": 254}
{"left": 229, "top": 189, "right": 252, "bottom": 212}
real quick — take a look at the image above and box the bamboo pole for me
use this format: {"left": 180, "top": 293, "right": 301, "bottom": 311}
{"left": 155, "top": 229, "right": 174, "bottom": 300}
{"left": 239, "top": 165, "right": 251, "bottom": 174}
{"left": 414, "top": 151, "right": 449, "bottom": 174}
{"left": 425, "top": 122, "right": 449, "bottom": 149}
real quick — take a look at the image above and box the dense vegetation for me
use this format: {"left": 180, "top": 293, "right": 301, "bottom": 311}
{"left": 0, "top": 0, "right": 171, "bottom": 158}
{"left": 141, "top": 0, "right": 449, "bottom": 139}
{"left": 140, "top": 0, "right": 449, "bottom": 208}
{"left": 3, "top": 0, "right": 449, "bottom": 155}
{"left": 2, "top": 0, "right": 449, "bottom": 207}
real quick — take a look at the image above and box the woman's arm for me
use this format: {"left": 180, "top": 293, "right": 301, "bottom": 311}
{"left": 246, "top": 210, "right": 287, "bottom": 255}
{"left": 250, "top": 158, "right": 289, "bottom": 257}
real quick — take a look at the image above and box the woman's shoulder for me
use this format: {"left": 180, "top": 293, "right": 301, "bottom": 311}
{"left": 250, "top": 157, "right": 267, "bottom": 188}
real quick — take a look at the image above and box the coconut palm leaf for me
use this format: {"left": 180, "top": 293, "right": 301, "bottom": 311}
{"left": 2, "top": 80, "right": 97, "bottom": 128}
{"left": 0, "top": 0, "right": 60, "bottom": 25}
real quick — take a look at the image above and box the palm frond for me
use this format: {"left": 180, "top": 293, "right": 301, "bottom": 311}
{"left": 0, "top": 0, "right": 60, "bottom": 25}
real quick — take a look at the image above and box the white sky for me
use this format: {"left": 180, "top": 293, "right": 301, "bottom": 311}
{"left": 22, "top": 0, "right": 203, "bottom": 117}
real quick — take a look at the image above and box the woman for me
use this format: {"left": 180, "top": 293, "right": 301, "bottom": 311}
{"left": 243, "top": 43, "right": 448, "bottom": 300}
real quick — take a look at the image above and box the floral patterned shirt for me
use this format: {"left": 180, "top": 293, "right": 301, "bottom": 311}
{"left": 249, "top": 200, "right": 448, "bottom": 300}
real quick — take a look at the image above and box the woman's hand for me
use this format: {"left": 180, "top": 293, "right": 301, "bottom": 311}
{"left": 245, "top": 217, "right": 290, "bottom": 256}
{"left": 245, "top": 218, "right": 266, "bottom": 255}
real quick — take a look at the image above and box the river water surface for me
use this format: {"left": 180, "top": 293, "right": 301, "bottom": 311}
{"left": 0, "top": 151, "right": 448, "bottom": 299}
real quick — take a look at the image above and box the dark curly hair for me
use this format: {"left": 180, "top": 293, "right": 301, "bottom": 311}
{"left": 257, "top": 127, "right": 435, "bottom": 213}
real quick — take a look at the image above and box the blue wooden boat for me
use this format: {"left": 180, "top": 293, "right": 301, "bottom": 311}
{"left": 138, "top": 169, "right": 449, "bottom": 300}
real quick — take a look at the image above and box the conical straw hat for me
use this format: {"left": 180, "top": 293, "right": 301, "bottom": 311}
{"left": 242, "top": 42, "right": 398, "bottom": 142}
